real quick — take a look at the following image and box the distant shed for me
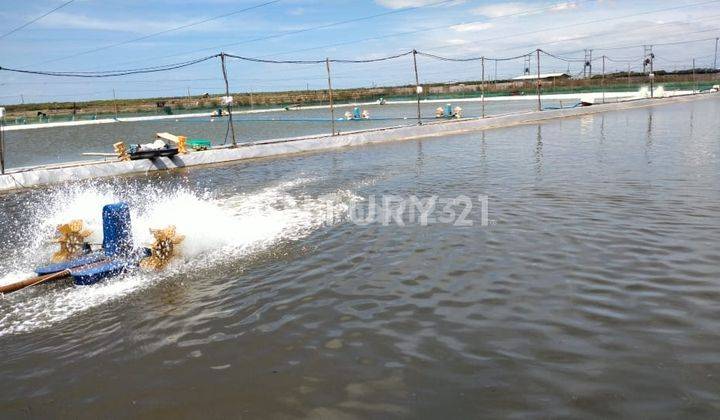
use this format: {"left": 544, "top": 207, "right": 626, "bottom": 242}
{"left": 512, "top": 73, "right": 571, "bottom": 81}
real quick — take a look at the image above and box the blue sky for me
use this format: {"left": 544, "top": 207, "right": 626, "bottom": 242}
{"left": 0, "top": 0, "right": 718, "bottom": 104}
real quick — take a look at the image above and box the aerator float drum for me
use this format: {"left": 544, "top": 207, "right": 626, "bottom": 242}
{"left": 0, "top": 202, "right": 184, "bottom": 294}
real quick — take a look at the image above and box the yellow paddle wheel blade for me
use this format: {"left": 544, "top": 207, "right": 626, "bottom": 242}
{"left": 52, "top": 220, "right": 92, "bottom": 263}
{"left": 140, "top": 225, "right": 185, "bottom": 270}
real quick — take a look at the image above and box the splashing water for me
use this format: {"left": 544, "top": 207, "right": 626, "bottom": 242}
{"left": 638, "top": 85, "right": 667, "bottom": 99}
{"left": 0, "top": 178, "right": 358, "bottom": 336}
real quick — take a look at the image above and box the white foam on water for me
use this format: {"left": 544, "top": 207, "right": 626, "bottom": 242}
{"left": 0, "top": 178, "right": 358, "bottom": 336}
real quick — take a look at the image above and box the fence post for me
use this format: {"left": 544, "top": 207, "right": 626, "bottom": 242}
{"left": 627, "top": 64, "right": 631, "bottom": 87}
{"left": 413, "top": 49, "right": 422, "bottom": 125}
{"left": 647, "top": 46, "right": 655, "bottom": 99}
{"left": 536, "top": 50, "right": 542, "bottom": 111}
{"left": 326, "top": 58, "right": 336, "bottom": 135}
{"left": 481, "top": 56, "right": 486, "bottom": 118}
{"left": 494, "top": 59, "right": 498, "bottom": 90}
{"left": 220, "top": 53, "right": 237, "bottom": 147}
{"left": 112, "top": 88, "right": 118, "bottom": 119}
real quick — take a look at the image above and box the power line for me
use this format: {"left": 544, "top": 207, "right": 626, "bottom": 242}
{"left": 40, "top": 0, "right": 460, "bottom": 71}
{"left": 599, "top": 35, "right": 720, "bottom": 51}
{"left": 534, "top": 21, "right": 720, "bottom": 57}
{"left": 0, "top": 55, "right": 219, "bottom": 78}
{"left": 0, "top": 0, "right": 75, "bottom": 40}
{"left": 4, "top": 1, "right": 718, "bottom": 91}
{"left": 251, "top": 0, "right": 716, "bottom": 67}
{"left": 136, "top": 0, "right": 593, "bottom": 84}
{"left": 6, "top": 36, "right": 716, "bottom": 79}
{"left": 295, "top": 21, "right": 720, "bottom": 80}
{"left": 656, "top": 53, "right": 715, "bottom": 63}
{"left": 224, "top": 50, "right": 415, "bottom": 64}
{"left": 30, "top": 0, "right": 282, "bottom": 67}
{"left": 203, "top": 0, "right": 718, "bottom": 87}
{"left": 0, "top": 73, "right": 350, "bottom": 86}
{"left": 215, "top": 0, "right": 458, "bottom": 52}
{"left": 417, "top": 51, "right": 533, "bottom": 62}
{"left": 418, "top": 0, "right": 720, "bottom": 57}
{"left": 250, "top": 0, "right": 595, "bottom": 61}
{"left": 501, "top": 19, "right": 720, "bottom": 60}
{"left": 33, "top": 0, "right": 601, "bottom": 74}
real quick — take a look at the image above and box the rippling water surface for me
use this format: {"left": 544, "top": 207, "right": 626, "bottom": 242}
{"left": 1, "top": 97, "right": 719, "bottom": 418}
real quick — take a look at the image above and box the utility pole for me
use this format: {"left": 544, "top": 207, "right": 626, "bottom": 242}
{"left": 112, "top": 88, "right": 118, "bottom": 119}
{"left": 219, "top": 53, "right": 237, "bottom": 147}
{"left": 536, "top": 49, "right": 542, "bottom": 111}
{"left": 412, "top": 49, "right": 422, "bottom": 125}
{"left": 692, "top": 58, "right": 697, "bottom": 94}
{"left": 325, "top": 58, "right": 336, "bottom": 135}
{"left": 186, "top": 87, "right": 191, "bottom": 100}
{"left": 20, "top": 94, "right": 24, "bottom": 105}
{"left": 481, "top": 56, "right": 485, "bottom": 118}
{"left": 714, "top": 37, "right": 719, "bottom": 70}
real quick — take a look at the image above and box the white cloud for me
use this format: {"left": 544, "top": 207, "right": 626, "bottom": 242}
{"left": 472, "top": 1, "right": 579, "bottom": 18}
{"left": 471, "top": 2, "right": 532, "bottom": 18}
{"left": 550, "top": 2, "right": 578, "bottom": 12}
{"left": 288, "top": 7, "right": 305, "bottom": 16}
{"left": 451, "top": 22, "right": 494, "bottom": 32}
{"left": 445, "top": 38, "right": 470, "bottom": 45}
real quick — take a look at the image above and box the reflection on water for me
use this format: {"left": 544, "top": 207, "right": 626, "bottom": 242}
{"left": 535, "top": 124, "right": 543, "bottom": 178}
{"left": 645, "top": 109, "right": 655, "bottom": 165}
{"left": 1, "top": 98, "right": 720, "bottom": 418}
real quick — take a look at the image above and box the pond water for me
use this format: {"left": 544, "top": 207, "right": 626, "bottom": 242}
{"left": 1, "top": 96, "right": 719, "bottom": 418}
